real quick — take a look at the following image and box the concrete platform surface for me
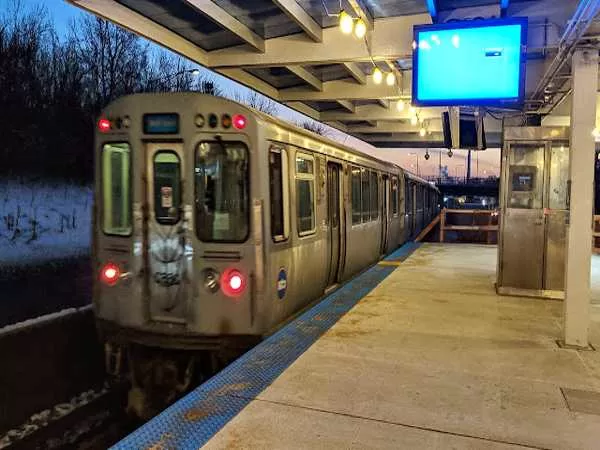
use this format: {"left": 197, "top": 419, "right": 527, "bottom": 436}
{"left": 205, "top": 244, "right": 600, "bottom": 450}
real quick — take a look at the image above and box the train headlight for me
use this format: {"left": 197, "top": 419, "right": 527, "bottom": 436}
{"left": 202, "top": 268, "right": 220, "bottom": 293}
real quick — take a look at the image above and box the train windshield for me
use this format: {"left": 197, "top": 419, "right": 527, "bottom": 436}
{"left": 195, "top": 141, "right": 249, "bottom": 242}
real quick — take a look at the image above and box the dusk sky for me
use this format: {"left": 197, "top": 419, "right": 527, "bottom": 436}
{"left": 12, "top": 0, "right": 500, "bottom": 177}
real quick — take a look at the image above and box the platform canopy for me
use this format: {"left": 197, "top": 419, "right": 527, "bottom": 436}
{"left": 68, "top": 0, "right": 596, "bottom": 147}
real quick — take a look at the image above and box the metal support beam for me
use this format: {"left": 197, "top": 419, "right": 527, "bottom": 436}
{"left": 343, "top": 63, "right": 367, "bottom": 85}
{"left": 564, "top": 48, "right": 598, "bottom": 348}
{"left": 280, "top": 77, "right": 399, "bottom": 101}
{"left": 336, "top": 100, "right": 355, "bottom": 112}
{"left": 208, "top": 14, "right": 430, "bottom": 68}
{"left": 286, "top": 66, "right": 322, "bottom": 91}
{"left": 272, "top": 0, "right": 323, "bottom": 42}
{"left": 377, "top": 99, "right": 390, "bottom": 108}
{"left": 184, "top": 0, "right": 265, "bottom": 52}
{"left": 321, "top": 104, "right": 443, "bottom": 122}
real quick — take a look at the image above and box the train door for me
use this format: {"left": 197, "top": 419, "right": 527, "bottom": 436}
{"left": 326, "top": 162, "right": 343, "bottom": 286}
{"left": 411, "top": 182, "right": 417, "bottom": 237}
{"left": 144, "top": 143, "right": 190, "bottom": 324}
{"left": 380, "top": 175, "right": 389, "bottom": 255}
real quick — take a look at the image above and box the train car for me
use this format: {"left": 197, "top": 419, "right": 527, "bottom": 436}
{"left": 93, "top": 93, "right": 439, "bottom": 417}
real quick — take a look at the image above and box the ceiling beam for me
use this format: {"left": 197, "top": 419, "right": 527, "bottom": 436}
{"left": 347, "top": 121, "right": 441, "bottom": 133}
{"left": 352, "top": 132, "right": 445, "bottom": 143}
{"left": 208, "top": 14, "right": 430, "bottom": 68}
{"left": 184, "top": 0, "right": 264, "bottom": 52}
{"left": 215, "top": 68, "right": 280, "bottom": 99}
{"left": 272, "top": 0, "right": 322, "bottom": 42}
{"left": 336, "top": 100, "right": 355, "bottom": 112}
{"left": 67, "top": 0, "right": 209, "bottom": 65}
{"left": 282, "top": 102, "right": 321, "bottom": 120}
{"left": 342, "top": 62, "right": 367, "bottom": 85}
{"left": 321, "top": 104, "right": 443, "bottom": 121}
{"left": 286, "top": 66, "right": 322, "bottom": 91}
{"left": 279, "top": 76, "right": 399, "bottom": 101}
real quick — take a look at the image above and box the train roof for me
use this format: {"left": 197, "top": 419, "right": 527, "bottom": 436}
{"left": 105, "top": 93, "right": 438, "bottom": 191}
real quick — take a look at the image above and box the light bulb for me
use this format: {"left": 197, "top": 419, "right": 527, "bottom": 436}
{"left": 386, "top": 72, "right": 395, "bottom": 86}
{"left": 339, "top": 11, "right": 353, "bottom": 35}
{"left": 409, "top": 105, "right": 416, "bottom": 115}
{"left": 354, "top": 19, "right": 366, "bottom": 39}
{"left": 396, "top": 99, "right": 405, "bottom": 112}
{"left": 410, "top": 116, "right": 418, "bottom": 126}
{"left": 372, "top": 67, "right": 383, "bottom": 84}
{"left": 419, "top": 127, "right": 426, "bottom": 137}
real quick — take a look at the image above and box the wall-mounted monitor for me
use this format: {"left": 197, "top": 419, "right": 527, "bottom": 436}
{"left": 412, "top": 18, "right": 527, "bottom": 107}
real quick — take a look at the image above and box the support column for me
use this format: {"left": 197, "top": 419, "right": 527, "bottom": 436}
{"left": 564, "top": 48, "right": 598, "bottom": 348}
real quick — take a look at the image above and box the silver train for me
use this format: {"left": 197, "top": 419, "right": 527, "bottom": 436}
{"left": 94, "top": 93, "right": 439, "bottom": 416}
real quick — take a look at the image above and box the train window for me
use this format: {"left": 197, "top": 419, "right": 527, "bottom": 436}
{"left": 296, "top": 153, "right": 315, "bottom": 235}
{"left": 195, "top": 141, "right": 249, "bottom": 242}
{"left": 391, "top": 177, "right": 399, "bottom": 216}
{"left": 269, "top": 146, "right": 289, "bottom": 241}
{"left": 101, "top": 143, "right": 131, "bottom": 236}
{"left": 361, "top": 169, "right": 370, "bottom": 223}
{"left": 153, "top": 151, "right": 181, "bottom": 225}
{"left": 351, "top": 166, "right": 361, "bottom": 225}
{"left": 370, "top": 171, "right": 378, "bottom": 220}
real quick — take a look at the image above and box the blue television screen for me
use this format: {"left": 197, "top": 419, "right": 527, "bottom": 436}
{"left": 412, "top": 18, "right": 527, "bottom": 107}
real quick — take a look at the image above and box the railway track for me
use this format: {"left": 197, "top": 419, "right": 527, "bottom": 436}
{"left": 0, "top": 382, "right": 133, "bottom": 450}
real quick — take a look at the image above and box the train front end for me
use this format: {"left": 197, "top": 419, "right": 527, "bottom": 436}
{"left": 93, "top": 93, "right": 263, "bottom": 417}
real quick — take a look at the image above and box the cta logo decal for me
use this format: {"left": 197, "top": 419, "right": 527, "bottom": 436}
{"left": 277, "top": 268, "right": 287, "bottom": 300}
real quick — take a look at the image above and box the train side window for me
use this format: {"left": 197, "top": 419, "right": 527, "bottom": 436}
{"left": 153, "top": 151, "right": 181, "bottom": 225}
{"left": 391, "top": 177, "right": 399, "bottom": 216}
{"left": 296, "top": 152, "right": 315, "bottom": 235}
{"left": 351, "top": 166, "right": 361, "bottom": 225}
{"left": 102, "top": 143, "right": 131, "bottom": 236}
{"left": 361, "top": 168, "right": 370, "bottom": 223}
{"left": 370, "top": 171, "right": 378, "bottom": 220}
{"left": 269, "top": 146, "right": 289, "bottom": 241}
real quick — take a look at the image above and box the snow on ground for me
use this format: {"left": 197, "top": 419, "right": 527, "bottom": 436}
{"left": 0, "top": 178, "right": 92, "bottom": 266}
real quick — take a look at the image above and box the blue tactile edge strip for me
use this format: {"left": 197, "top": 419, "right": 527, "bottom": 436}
{"left": 112, "top": 242, "right": 422, "bottom": 450}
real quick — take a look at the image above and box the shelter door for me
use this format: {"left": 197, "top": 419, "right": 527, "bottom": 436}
{"left": 144, "top": 143, "right": 190, "bottom": 323}
{"left": 327, "top": 162, "right": 342, "bottom": 286}
{"left": 501, "top": 143, "right": 545, "bottom": 290}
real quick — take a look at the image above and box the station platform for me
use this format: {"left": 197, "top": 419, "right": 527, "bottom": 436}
{"left": 114, "top": 244, "right": 600, "bottom": 450}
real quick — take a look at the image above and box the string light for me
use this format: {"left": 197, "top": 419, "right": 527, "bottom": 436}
{"left": 419, "top": 127, "right": 426, "bottom": 137}
{"left": 339, "top": 11, "right": 354, "bottom": 34}
{"left": 396, "top": 99, "right": 405, "bottom": 112}
{"left": 354, "top": 18, "right": 367, "bottom": 39}
{"left": 372, "top": 67, "right": 383, "bottom": 84}
{"left": 410, "top": 116, "right": 418, "bottom": 126}
{"left": 409, "top": 105, "right": 416, "bottom": 115}
{"left": 386, "top": 72, "right": 396, "bottom": 86}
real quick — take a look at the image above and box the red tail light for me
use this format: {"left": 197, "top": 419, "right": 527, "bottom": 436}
{"left": 98, "top": 118, "right": 111, "bottom": 132}
{"left": 101, "top": 262, "right": 120, "bottom": 286}
{"left": 221, "top": 268, "right": 246, "bottom": 297}
{"left": 232, "top": 114, "right": 247, "bottom": 130}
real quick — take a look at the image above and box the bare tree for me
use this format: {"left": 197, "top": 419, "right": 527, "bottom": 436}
{"left": 72, "top": 16, "right": 149, "bottom": 113}
{"left": 232, "top": 91, "right": 279, "bottom": 116}
{"left": 300, "top": 120, "right": 330, "bottom": 136}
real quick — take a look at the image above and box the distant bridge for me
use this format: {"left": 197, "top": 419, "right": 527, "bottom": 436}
{"left": 426, "top": 177, "right": 500, "bottom": 197}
